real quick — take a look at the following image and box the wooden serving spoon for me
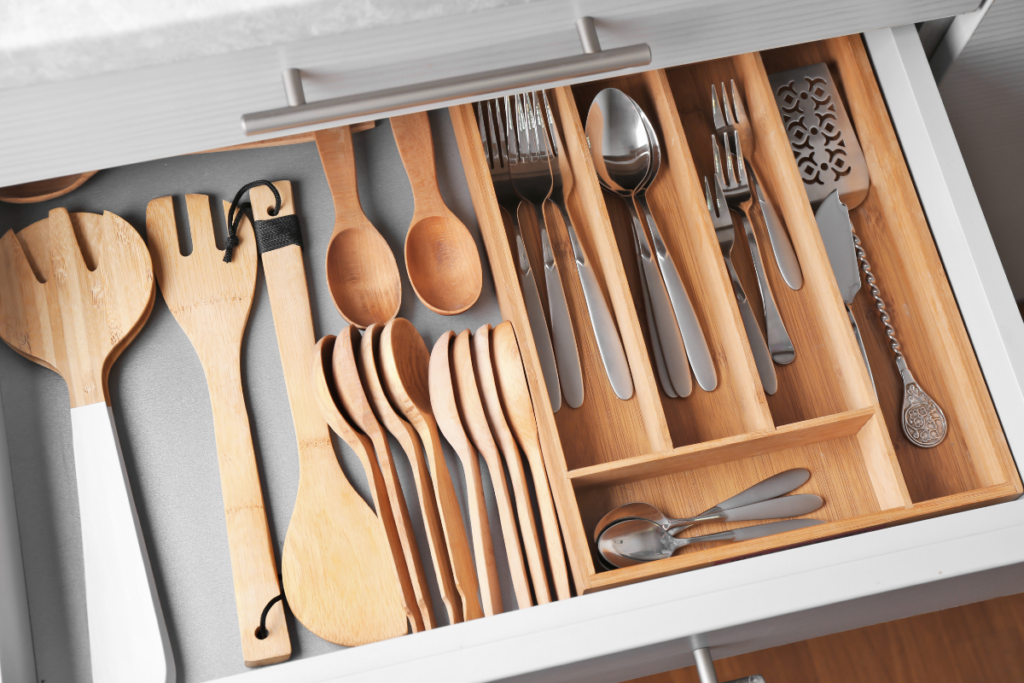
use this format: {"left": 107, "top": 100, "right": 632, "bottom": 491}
{"left": 147, "top": 194, "right": 290, "bottom": 666}
{"left": 0, "top": 209, "right": 172, "bottom": 683}
{"left": 379, "top": 318, "right": 484, "bottom": 620}
{"left": 360, "top": 323, "right": 462, "bottom": 624}
{"left": 314, "top": 126, "right": 401, "bottom": 327}
{"left": 333, "top": 324, "right": 434, "bottom": 629}
{"left": 248, "top": 182, "right": 407, "bottom": 645}
{"left": 429, "top": 331, "right": 501, "bottom": 616}
{"left": 492, "top": 321, "right": 573, "bottom": 601}
{"left": 452, "top": 329, "right": 532, "bottom": 609}
{"left": 473, "top": 324, "right": 550, "bottom": 604}
{"left": 310, "top": 336, "right": 423, "bottom": 634}
{"left": 390, "top": 112, "right": 482, "bottom": 315}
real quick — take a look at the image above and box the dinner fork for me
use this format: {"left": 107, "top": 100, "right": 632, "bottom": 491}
{"left": 705, "top": 173, "right": 777, "bottom": 395}
{"left": 714, "top": 131, "right": 795, "bottom": 365}
{"left": 713, "top": 79, "right": 803, "bottom": 290}
{"left": 510, "top": 92, "right": 583, "bottom": 409}
{"left": 477, "top": 98, "right": 562, "bottom": 412}
{"left": 538, "top": 91, "right": 633, "bottom": 401}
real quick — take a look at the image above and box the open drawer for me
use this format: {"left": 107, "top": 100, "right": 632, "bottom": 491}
{"left": 0, "top": 24, "right": 1022, "bottom": 683}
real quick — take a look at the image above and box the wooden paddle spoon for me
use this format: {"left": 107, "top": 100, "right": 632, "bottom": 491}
{"left": 473, "top": 324, "right": 550, "bottom": 605}
{"left": 333, "top": 324, "right": 434, "bottom": 628}
{"left": 380, "top": 318, "right": 484, "bottom": 620}
{"left": 361, "top": 324, "right": 462, "bottom": 624}
{"left": 0, "top": 170, "right": 97, "bottom": 203}
{"left": 146, "top": 194, "right": 290, "bottom": 666}
{"left": 390, "top": 112, "right": 482, "bottom": 315}
{"left": 452, "top": 329, "right": 532, "bottom": 609}
{"left": 248, "top": 182, "right": 407, "bottom": 645}
{"left": 0, "top": 209, "right": 172, "bottom": 683}
{"left": 310, "top": 336, "right": 423, "bottom": 634}
{"left": 429, "top": 331, "right": 501, "bottom": 616}
{"left": 492, "top": 321, "right": 573, "bottom": 601}
{"left": 315, "top": 126, "right": 401, "bottom": 327}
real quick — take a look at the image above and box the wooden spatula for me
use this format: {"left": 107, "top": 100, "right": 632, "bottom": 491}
{"left": 146, "top": 195, "right": 290, "bottom": 666}
{"left": 0, "top": 209, "right": 173, "bottom": 683}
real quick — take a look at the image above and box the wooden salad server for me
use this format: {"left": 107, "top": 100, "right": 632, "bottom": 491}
{"left": 247, "top": 182, "right": 407, "bottom": 645}
{"left": 0, "top": 209, "right": 173, "bottom": 682}
{"left": 146, "top": 194, "right": 290, "bottom": 666}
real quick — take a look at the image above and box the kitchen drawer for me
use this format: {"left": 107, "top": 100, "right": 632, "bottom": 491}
{"left": 2, "top": 23, "right": 1023, "bottom": 683}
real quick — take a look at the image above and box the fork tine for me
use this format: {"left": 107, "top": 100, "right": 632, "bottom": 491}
{"left": 711, "top": 84, "right": 726, "bottom": 132}
{"left": 703, "top": 176, "right": 715, "bottom": 215}
{"left": 721, "top": 82, "right": 735, "bottom": 128}
{"left": 476, "top": 103, "right": 491, "bottom": 168}
{"left": 724, "top": 132, "right": 737, "bottom": 187}
{"left": 730, "top": 79, "right": 749, "bottom": 130}
{"left": 714, "top": 174, "right": 729, "bottom": 215}
{"left": 504, "top": 96, "right": 518, "bottom": 163}
{"left": 531, "top": 92, "right": 549, "bottom": 160}
{"left": 542, "top": 91, "right": 559, "bottom": 157}
{"left": 734, "top": 131, "right": 747, "bottom": 186}
{"left": 712, "top": 134, "right": 724, "bottom": 185}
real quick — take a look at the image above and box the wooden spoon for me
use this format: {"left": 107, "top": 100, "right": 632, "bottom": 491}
{"left": 332, "top": 324, "right": 434, "bottom": 629}
{"left": 249, "top": 182, "right": 407, "bottom": 645}
{"left": 360, "top": 324, "right": 462, "bottom": 624}
{"left": 0, "top": 170, "right": 97, "bottom": 203}
{"left": 0, "top": 209, "right": 172, "bottom": 683}
{"left": 379, "top": 318, "right": 484, "bottom": 620}
{"left": 146, "top": 194, "right": 290, "bottom": 666}
{"left": 473, "top": 324, "right": 550, "bottom": 604}
{"left": 390, "top": 112, "right": 482, "bottom": 315}
{"left": 314, "top": 126, "right": 401, "bottom": 327}
{"left": 452, "top": 329, "right": 532, "bottom": 609}
{"left": 310, "top": 336, "right": 423, "bottom": 634}
{"left": 492, "top": 321, "right": 573, "bottom": 601}
{"left": 429, "top": 331, "right": 501, "bottom": 616}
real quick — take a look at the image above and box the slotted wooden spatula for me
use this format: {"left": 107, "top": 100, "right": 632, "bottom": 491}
{"left": 146, "top": 195, "right": 290, "bottom": 666}
{"left": 0, "top": 209, "right": 173, "bottom": 683}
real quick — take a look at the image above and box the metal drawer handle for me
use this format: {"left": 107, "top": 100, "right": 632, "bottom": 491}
{"left": 695, "top": 647, "right": 766, "bottom": 683}
{"left": 240, "top": 17, "right": 651, "bottom": 136}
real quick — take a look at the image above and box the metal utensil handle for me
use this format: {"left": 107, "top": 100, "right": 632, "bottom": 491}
{"left": 852, "top": 231, "right": 903, "bottom": 362}
{"left": 751, "top": 164, "right": 802, "bottom": 291}
{"left": 847, "top": 303, "right": 877, "bottom": 396}
{"left": 559, "top": 203, "right": 634, "bottom": 400}
{"left": 513, "top": 226, "right": 562, "bottom": 412}
{"left": 635, "top": 238, "right": 677, "bottom": 398}
{"left": 740, "top": 213, "right": 794, "bottom": 365}
{"left": 724, "top": 255, "right": 777, "bottom": 395}
{"left": 637, "top": 193, "right": 718, "bottom": 391}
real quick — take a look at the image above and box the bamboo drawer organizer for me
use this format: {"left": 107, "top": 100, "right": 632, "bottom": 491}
{"left": 450, "top": 34, "right": 1021, "bottom": 594}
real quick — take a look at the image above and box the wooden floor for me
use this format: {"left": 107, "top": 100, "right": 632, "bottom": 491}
{"left": 630, "top": 592, "right": 1024, "bottom": 683}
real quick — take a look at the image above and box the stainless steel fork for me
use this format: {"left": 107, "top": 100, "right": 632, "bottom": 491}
{"left": 714, "top": 131, "right": 795, "bottom": 365}
{"left": 477, "top": 98, "right": 562, "bottom": 412}
{"left": 509, "top": 92, "right": 583, "bottom": 409}
{"left": 705, "top": 173, "right": 777, "bottom": 395}
{"left": 539, "top": 91, "right": 633, "bottom": 401}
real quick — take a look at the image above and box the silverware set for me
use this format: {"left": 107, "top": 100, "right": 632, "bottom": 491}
{"left": 476, "top": 93, "right": 634, "bottom": 410}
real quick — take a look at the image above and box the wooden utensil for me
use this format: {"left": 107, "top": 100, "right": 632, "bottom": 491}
{"left": 390, "top": 112, "right": 482, "bottom": 315}
{"left": 333, "top": 324, "right": 434, "bottom": 628}
{"left": 0, "top": 209, "right": 173, "bottom": 683}
{"left": 314, "top": 126, "right": 401, "bottom": 327}
{"left": 248, "top": 181, "right": 407, "bottom": 645}
{"left": 310, "top": 336, "right": 424, "bottom": 633}
{"left": 452, "top": 329, "right": 533, "bottom": 609}
{"left": 379, "top": 318, "right": 484, "bottom": 620}
{"left": 429, "top": 331, "right": 502, "bottom": 616}
{"left": 146, "top": 194, "right": 290, "bottom": 666}
{"left": 473, "top": 323, "right": 551, "bottom": 604}
{"left": 0, "top": 170, "right": 97, "bottom": 203}
{"left": 361, "top": 323, "right": 462, "bottom": 624}
{"left": 492, "top": 321, "right": 573, "bottom": 601}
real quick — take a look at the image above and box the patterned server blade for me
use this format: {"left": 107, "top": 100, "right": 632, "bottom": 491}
{"left": 768, "top": 62, "right": 870, "bottom": 210}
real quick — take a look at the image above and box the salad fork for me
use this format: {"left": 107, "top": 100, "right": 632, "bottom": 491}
{"left": 510, "top": 92, "right": 583, "bottom": 409}
{"left": 713, "top": 79, "right": 803, "bottom": 290}
{"left": 714, "top": 131, "right": 795, "bottom": 365}
{"left": 477, "top": 99, "right": 562, "bottom": 411}
{"left": 705, "top": 171, "right": 777, "bottom": 395}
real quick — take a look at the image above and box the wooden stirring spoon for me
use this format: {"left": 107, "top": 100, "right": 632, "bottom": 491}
{"left": 452, "top": 329, "right": 533, "bottom": 609}
{"left": 248, "top": 182, "right": 407, "bottom": 645}
{"left": 333, "top": 324, "right": 434, "bottom": 629}
{"left": 310, "top": 336, "right": 423, "bottom": 634}
{"left": 390, "top": 112, "right": 482, "bottom": 315}
{"left": 492, "top": 321, "right": 573, "bottom": 601}
{"left": 315, "top": 126, "right": 401, "bottom": 327}
{"left": 0, "top": 209, "right": 172, "bottom": 683}
{"left": 430, "top": 331, "right": 501, "bottom": 616}
{"left": 473, "top": 324, "right": 550, "bottom": 605}
{"left": 380, "top": 319, "right": 484, "bottom": 620}
{"left": 361, "top": 324, "right": 462, "bottom": 624}
{"left": 146, "top": 195, "right": 290, "bottom": 666}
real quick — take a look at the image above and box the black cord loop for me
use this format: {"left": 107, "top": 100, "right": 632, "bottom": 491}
{"left": 223, "top": 180, "right": 283, "bottom": 262}
{"left": 255, "top": 593, "right": 286, "bottom": 640}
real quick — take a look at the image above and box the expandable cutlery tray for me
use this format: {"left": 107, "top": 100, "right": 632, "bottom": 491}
{"left": 452, "top": 34, "right": 1020, "bottom": 593}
